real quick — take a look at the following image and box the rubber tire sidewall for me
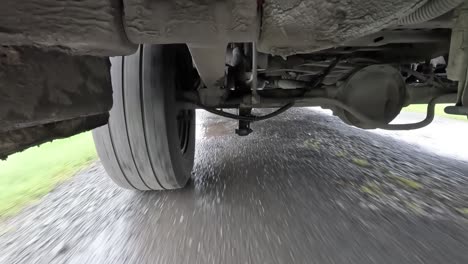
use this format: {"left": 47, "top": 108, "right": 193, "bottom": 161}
{"left": 146, "top": 45, "right": 195, "bottom": 188}
{"left": 93, "top": 44, "right": 195, "bottom": 190}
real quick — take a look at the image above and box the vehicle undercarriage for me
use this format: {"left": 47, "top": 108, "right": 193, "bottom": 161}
{"left": 1, "top": 0, "right": 467, "bottom": 185}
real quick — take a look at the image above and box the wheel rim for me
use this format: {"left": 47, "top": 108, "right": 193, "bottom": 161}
{"left": 174, "top": 46, "right": 196, "bottom": 155}
{"left": 177, "top": 110, "right": 192, "bottom": 154}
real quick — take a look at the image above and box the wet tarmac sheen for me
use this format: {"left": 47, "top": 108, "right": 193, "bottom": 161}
{"left": 1, "top": 108, "right": 467, "bottom": 264}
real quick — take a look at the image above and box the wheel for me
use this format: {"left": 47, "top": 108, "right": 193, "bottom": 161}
{"left": 93, "top": 45, "right": 196, "bottom": 190}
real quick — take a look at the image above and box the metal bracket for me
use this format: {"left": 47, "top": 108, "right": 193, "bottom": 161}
{"left": 236, "top": 100, "right": 253, "bottom": 136}
{"left": 235, "top": 108, "right": 253, "bottom": 136}
{"left": 189, "top": 44, "right": 229, "bottom": 106}
{"left": 447, "top": 3, "right": 468, "bottom": 106}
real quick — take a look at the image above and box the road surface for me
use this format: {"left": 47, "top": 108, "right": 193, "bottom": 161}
{"left": 1, "top": 108, "right": 467, "bottom": 264}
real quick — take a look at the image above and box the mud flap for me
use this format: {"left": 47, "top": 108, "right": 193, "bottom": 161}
{"left": 0, "top": 46, "right": 113, "bottom": 158}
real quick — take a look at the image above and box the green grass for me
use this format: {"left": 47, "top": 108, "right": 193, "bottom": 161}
{"left": 360, "top": 182, "right": 382, "bottom": 196}
{"left": 0, "top": 132, "right": 97, "bottom": 218}
{"left": 351, "top": 158, "right": 372, "bottom": 168}
{"left": 402, "top": 104, "right": 468, "bottom": 121}
{"left": 392, "top": 175, "right": 423, "bottom": 190}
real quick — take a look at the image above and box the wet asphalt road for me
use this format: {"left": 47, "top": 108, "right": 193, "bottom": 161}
{"left": 1, "top": 108, "right": 468, "bottom": 264}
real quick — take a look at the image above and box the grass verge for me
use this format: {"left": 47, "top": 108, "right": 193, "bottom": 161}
{"left": 402, "top": 104, "right": 467, "bottom": 122}
{"left": 0, "top": 132, "right": 97, "bottom": 218}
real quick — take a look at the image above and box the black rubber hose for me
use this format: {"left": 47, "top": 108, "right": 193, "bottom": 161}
{"left": 398, "top": 0, "right": 464, "bottom": 24}
{"left": 197, "top": 102, "right": 295, "bottom": 122}
{"left": 197, "top": 93, "right": 456, "bottom": 130}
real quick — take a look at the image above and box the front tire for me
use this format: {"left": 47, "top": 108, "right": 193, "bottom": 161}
{"left": 93, "top": 45, "right": 196, "bottom": 190}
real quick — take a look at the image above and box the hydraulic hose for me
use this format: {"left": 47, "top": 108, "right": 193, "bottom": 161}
{"left": 398, "top": 0, "right": 465, "bottom": 24}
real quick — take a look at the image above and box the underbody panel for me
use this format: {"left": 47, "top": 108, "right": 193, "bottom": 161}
{"left": 259, "top": 0, "right": 427, "bottom": 56}
{"left": 0, "top": 0, "right": 453, "bottom": 55}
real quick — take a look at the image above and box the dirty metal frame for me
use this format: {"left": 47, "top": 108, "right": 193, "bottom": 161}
{"left": 185, "top": 1, "right": 467, "bottom": 132}
{"left": 445, "top": 2, "right": 468, "bottom": 116}
{"left": 180, "top": 83, "right": 457, "bottom": 109}
{"left": 234, "top": 40, "right": 261, "bottom": 136}
{"left": 188, "top": 1, "right": 261, "bottom": 107}
{"left": 179, "top": 81, "right": 458, "bottom": 129}
{"left": 185, "top": 3, "right": 262, "bottom": 135}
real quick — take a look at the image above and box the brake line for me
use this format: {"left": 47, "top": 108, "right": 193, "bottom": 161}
{"left": 196, "top": 102, "right": 295, "bottom": 122}
{"left": 197, "top": 94, "right": 456, "bottom": 130}
{"left": 197, "top": 57, "right": 340, "bottom": 123}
